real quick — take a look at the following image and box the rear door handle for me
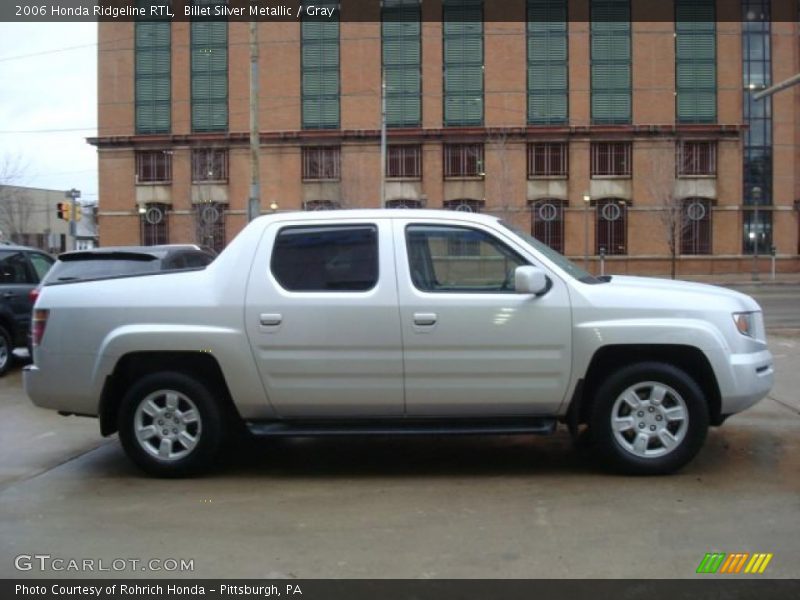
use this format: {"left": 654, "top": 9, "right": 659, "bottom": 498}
{"left": 2, "top": 292, "right": 13, "bottom": 299}
{"left": 413, "top": 312, "right": 438, "bottom": 327}
{"left": 259, "top": 313, "right": 283, "bottom": 327}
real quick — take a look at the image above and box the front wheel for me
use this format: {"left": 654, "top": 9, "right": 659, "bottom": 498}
{"left": 590, "top": 362, "right": 709, "bottom": 475}
{"left": 118, "top": 372, "right": 223, "bottom": 477}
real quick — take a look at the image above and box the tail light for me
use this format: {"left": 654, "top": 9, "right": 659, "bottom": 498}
{"left": 29, "top": 286, "right": 40, "bottom": 304}
{"left": 32, "top": 309, "right": 49, "bottom": 347}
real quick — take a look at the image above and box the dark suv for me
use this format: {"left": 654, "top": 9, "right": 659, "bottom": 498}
{"left": 0, "top": 245, "right": 55, "bottom": 375}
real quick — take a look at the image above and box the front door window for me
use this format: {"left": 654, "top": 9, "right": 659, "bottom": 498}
{"left": 406, "top": 225, "right": 526, "bottom": 293}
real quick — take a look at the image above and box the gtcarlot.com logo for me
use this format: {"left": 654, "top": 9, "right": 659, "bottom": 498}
{"left": 696, "top": 552, "right": 773, "bottom": 574}
{"left": 14, "top": 554, "right": 194, "bottom": 573}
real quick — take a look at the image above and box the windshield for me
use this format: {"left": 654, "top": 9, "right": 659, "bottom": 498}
{"left": 499, "top": 221, "right": 598, "bottom": 283}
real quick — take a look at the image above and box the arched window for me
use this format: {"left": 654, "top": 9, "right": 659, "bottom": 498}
{"left": 140, "top": 203, "right": 169, "bottom": 246}
{"left": 680, "top": 197, "right": 712, "bottom": 255}
{"left": 596, "top": 198, "right": 627, "bottom": 255}
{"left": 443, "top": 199, "right": 485, "bottom": 255}
{"left": 195, "top": 202, "right": 226, "bottom": 254}
{"left": 303, "top": 200, "right": 341, "bottom": 211}
{"left": 443, "top": 198, "right": 485, "bottom": 213}
{"left": 385, "top": 199, "right": 424, "bottom": 209}
{"left": 529, "top": 199, "right": 566, "bottom": 254}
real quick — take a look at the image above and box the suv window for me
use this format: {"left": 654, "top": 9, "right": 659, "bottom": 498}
{"left": 27, "top": 253, "right": 55, "bottom": 281}
{"left": 0, "top": 251, "right": 37, "bottom": 285}
{"left": 271, "top": 225, "right": 378, "bottom": 292}
{"left": 406, "top": 225, "right": 526, "bottom": 293}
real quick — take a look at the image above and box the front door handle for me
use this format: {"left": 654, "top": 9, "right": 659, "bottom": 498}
{"left": 259, "top": 313, "right": 283, "bottom": 327}
{"left": 413, "top": 312, "right": 438, "bottom": 327}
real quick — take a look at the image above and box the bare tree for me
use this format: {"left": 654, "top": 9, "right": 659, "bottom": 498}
{"left": 645, "top": 143, "right": 687, "bottom": 279}
{"left": 0, "top": 154, "right": 34, "bottom": 243}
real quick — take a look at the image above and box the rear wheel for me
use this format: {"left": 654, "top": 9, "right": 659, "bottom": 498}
{"left": 118, "top": 372, "right": 223, "bottom": 477}
{"left": 590, "top": 362, "right": 709, "bottom": 475}
{"left": 0, "top": 325, "right": 13, "bottom": 377}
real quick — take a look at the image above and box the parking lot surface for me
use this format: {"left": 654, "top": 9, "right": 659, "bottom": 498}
{"left": 1, "top": 331, "right": 798, "bottom": 579}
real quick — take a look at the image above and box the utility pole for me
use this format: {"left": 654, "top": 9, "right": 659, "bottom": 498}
{"left": 582, "top": 194, "right": 591, "bottom": 269}
{"left": 248, "top": 22, "right": 261, "bottom": 222}
{"left": 380, "top": 69, "right": 387, "bottom": 208}
{"left": 751, "top": 186, "right": 762, "bottom": 281}
{"left": 65, "top": 188, "right": 80, "bottom": 250}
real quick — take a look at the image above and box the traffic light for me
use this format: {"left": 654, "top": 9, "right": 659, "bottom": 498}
{"left": 56, "top": 202, "right": 72, "bottom": 221}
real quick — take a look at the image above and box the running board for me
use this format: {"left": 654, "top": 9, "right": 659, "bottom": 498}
{"left": 246, "top": 417, "right": 557, "bottom": 438}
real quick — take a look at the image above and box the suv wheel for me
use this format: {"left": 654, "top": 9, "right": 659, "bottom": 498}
{"left": 0, "top": 326, "right": 12, "bottom": 376}
{"left": 590, "top": 362, "right": 709, "bottom": 475}
{"left": 118, "top": 372, "right": 223, "bottom": 477}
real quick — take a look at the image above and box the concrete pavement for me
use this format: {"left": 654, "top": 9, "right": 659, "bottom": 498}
{"left": 1, "top": 336, "right": 798, "bottom": 579}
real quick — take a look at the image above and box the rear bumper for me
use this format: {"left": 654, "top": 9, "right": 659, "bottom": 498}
{"left": 23, "top": 364, "right": 96, "bottom": 414}
{"left": 719, "top": 349, "right": 773, "bottom": 415}
{"left": 23, "top": 364, "right": 49, "bottom": 409}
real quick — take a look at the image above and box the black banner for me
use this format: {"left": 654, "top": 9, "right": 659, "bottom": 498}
{"left": 4, "top": 579, "right": 800, "bottom": 600}
{"left": 2, "top": 0, "right": 799, "bottom": 23}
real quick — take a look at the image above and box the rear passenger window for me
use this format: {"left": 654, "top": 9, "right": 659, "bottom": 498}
{"left": 0, "top": 251, "right": 36, "bottom": 284}
{"left": 271, "top": 225, "right": 378, "bottom": 292}
{"left": 28, "top": 253, "right": 54, "bottom": 281}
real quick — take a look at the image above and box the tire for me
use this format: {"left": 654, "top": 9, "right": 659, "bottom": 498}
{"left": 118, "top": 371, "right": 224, "bottom": 477}
{"left": 589, "top": 362, "right": 709, "bottom": 475}
{"left": 0, "top": 325, "right": 13, "bottom": 377}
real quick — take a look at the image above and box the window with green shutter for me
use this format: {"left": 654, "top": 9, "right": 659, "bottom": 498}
{"left": 382, "top": 0, "right": 421, "bottom": 128}
{"left": 675, "top": 0, "right": 716, "bottom": 124}
{"left": 302, "top": 1, "right": 340, "bottom": 130}
{"left": 590, "top": 0, "right": 630, "bottom": 125}
{"left": 135, "top": 5, "right": 170, "bottom": 134}
{"left": 527, "top": 0, "right": 568, "bottom": 125}
{"left": 191, "top": 2, "right": 228, "bottom": 132}
{"left": 443, "top": 0, "right": 483, "bottom": 127}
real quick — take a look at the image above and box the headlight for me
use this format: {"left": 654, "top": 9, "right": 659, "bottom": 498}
{"left": 733, "top": 312, "right": 757, "bottom": 338}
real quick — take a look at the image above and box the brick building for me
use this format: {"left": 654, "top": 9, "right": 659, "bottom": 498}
{"left": 90, "top": 0, "right": 800, "bottom": 275}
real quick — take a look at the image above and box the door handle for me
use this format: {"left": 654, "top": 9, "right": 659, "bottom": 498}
{"left": 259, "top": 313, "right": 283, "bottom": 327}
{"left": 2, "top": 292, "right": 13, "bottom": 299}
{"left": 413, "top": 313, "right": 438, "bottom": 327}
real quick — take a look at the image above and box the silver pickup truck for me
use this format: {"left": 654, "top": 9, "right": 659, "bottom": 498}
{"left": 24, "top": 210, "right": 774, "bottom": 477}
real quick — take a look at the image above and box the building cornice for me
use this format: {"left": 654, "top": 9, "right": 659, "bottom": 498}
{"left": 88, "top": 124, "right": 745, "bottom": 148}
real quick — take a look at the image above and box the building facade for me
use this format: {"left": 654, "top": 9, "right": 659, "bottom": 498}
{"left": 91, "top": 0, "right": 800, "bottom": 275}
{"left": 0, "top": 186, "right": 71, "bottom": 253}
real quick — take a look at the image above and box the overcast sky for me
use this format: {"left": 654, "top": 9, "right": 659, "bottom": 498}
{"left": 0, "top": 23, "right": 98, "bottom": 204}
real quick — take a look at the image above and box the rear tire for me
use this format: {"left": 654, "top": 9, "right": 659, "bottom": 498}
{"left": 118, "top": 372, "right": 223, "bottom": 477}
{"left": 0, "top": 326, "right": 13, "bottom": 377}
{"left": 590, "top": 362, "right": 709, "bottom": 475}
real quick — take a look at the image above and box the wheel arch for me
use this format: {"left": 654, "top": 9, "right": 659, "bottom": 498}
{"left": 99, "top": 351, "right": 241, "bottom": 436}
{"left": 567, "top": 344, "right": 723, "bottom": 432}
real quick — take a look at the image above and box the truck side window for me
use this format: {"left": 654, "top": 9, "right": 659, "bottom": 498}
{"left": 406, "top": 225, "right": 526, "bottom": 293}
{"left": 271, "top": 225, "right": 379, "bottom": 292}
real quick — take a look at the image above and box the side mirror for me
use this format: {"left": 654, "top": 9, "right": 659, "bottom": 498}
{"left": 514, "top": 266, "right": 549, "bottom": 296}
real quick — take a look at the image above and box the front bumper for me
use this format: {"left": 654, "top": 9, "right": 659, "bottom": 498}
{"left": 719, "top": 349, "right": 774, "bottom": 415}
